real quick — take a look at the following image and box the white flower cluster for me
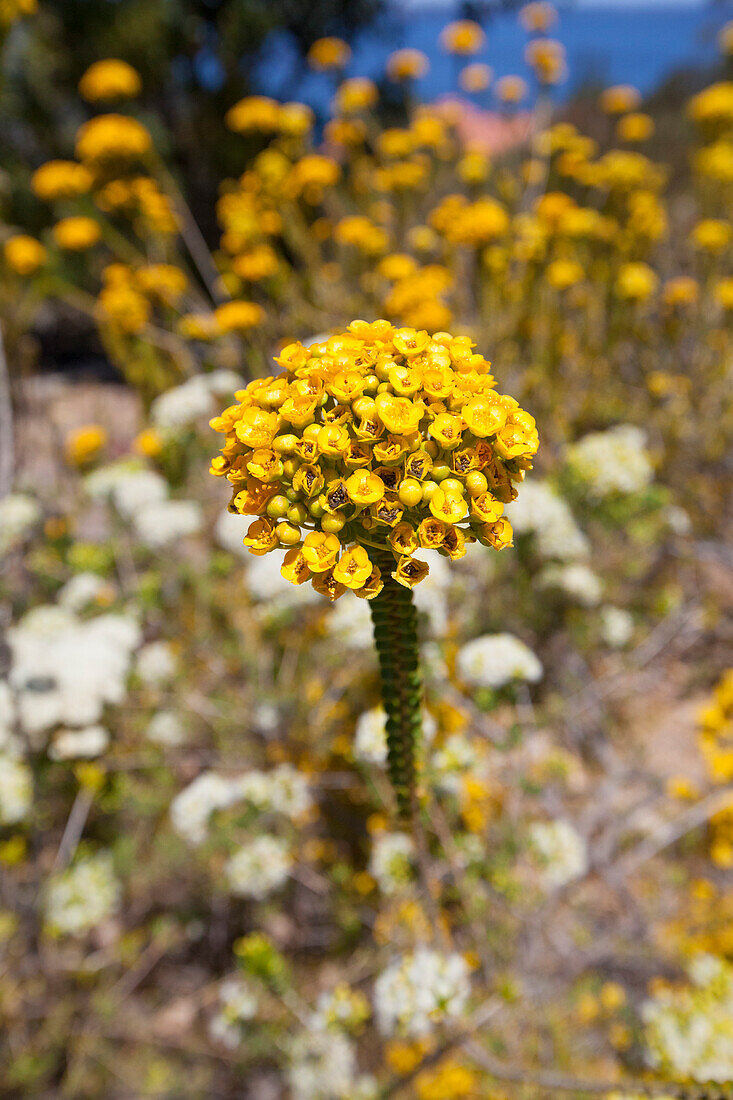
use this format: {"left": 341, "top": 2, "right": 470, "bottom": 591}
{"left": 431, "top": 733, "right": 479, "bottom": 795}
{"left": 225, "top": 835, "right": 291, "bottom": 899}
{"left": 287, "top": 1029, "right": 376, "bottom": 1100}
{"left": 146, "top": 710, "right": 186, "bottom": 745}
{"left": 373, "top": 947, "right": 471, "bottom": 1037}
{"left": 565, "top": 424, "right": 654, "bottom": 498}
{"left": 599, "top": 605, "right": 634, "bottom": 648}
{"left": 136, "top": 640, "right": 177, "bottom": 685}
{"left": 44, "top": 851, "right": 121, "bottom": 936}
{"left": 170, "top": 764, "right": 311, "bottom": 845}
{"left": 49, "top": 724, "right": 110, "bottom": 760}
{"left": 7, "top": 606, "right": 141, "bottom": 743}
{"left": 539, "top": 562, "right": 603, "bottom": 606}
{"left": 369, "top": 832, "right": 414, "bottom": 894}
{"left": 456, "top": 633, "right": 543, "bottom": 690}
{"left": 353, "top": 706, "right": 436, "bottom": 765}
{"left": 311, "top": 983, "right": 370, "bottom": 1033}
{"left": 529, "top": 819, "right": 588, "bottom": 889}
{"left": 642, "top": 954, "right": 733, "bottom": 1082}
{"left": 151, "top": 370, "right": 243, "bottom": 429}
{"left": 506, "top": 480, "right": 589, "bottom": 560}
{"left": 208, "top": 974, "right": 258, "bottom": 1049}
{"left": 0, "top": 493, "right": 41, "bottom": 555}
{"left": 0, "top": 754, "right": 33, "bottom": 824}
{"left": 58, "top": 572, "right": 115, "bottom": 612}
{"left": 86, "top": 461, "right": 202, "bottom": 548}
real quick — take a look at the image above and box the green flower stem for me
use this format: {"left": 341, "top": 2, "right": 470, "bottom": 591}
{"left": 369, "top": 549, "right": 423, "bottom": 820}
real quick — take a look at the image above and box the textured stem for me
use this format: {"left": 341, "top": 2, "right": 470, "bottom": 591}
{"left": 369, "top": 549, "right": 423, "bottom": 819}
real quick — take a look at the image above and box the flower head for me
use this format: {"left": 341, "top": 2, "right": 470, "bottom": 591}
{"left": 78, "top": 59, "right": 142, "bottom": 102}
{"left": 210, "top": 322, "right": 537, "bottom": 601}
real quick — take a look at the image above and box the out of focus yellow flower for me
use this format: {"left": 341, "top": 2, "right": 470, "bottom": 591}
{"left": 232, "top": 245, "right": 279, "bottom": 282}
{"left": 440, "top": 19, "right": 485, "bottom": 55}
{"left": 278, "top": 102, "right": 313, "bottom": 137}
{"left": 687, "top": 82, "right": 733, "bottom": 126}
{"left": 133, "top": 428, "right": 164, "bottom": 458}
{"left": 386, "top": 49, "right": 429, "bottom": 81}
{"left": 545, "top": 258, "right": 584, "bottom": 290}
{"left": 4, "top": 234, "right": 46, "bottom": 275}
{"left": 617, "top": 111, "right": 654, "bottom": 142}
{"left": 694, "top": 140, "right": 733, "bottom": 182}
{"left": 415, "top": 1060, "right": 477, "bottom": 1099}
{"left": 662, "top": 276, "right": 698, "bottom": 308}
{"left": 52, "top": 216, "right": 101, "bottom": 251}
{"left": 178, "top": 313, "right": 218, "bottom": 340}
{"left": 0, "top": 0, "right": 35, "bottom": 26}
{"left": 690, "top": 218, "right": 732, "bottom": 253}
{"left": 75, "top": 114, "right": 152, "bottom": 161}
{"left": 98, "top": 282, "right": 151, "bottom": 334}
{"left": 519, "top": 1, "right": 558, "bottom": 33}
{"left": 496, "top": 75, "right": 528, "bottom": 104}
{"left": 714, "top": 277, "right": 733, "bottom": 309}
{"left": 335, "top": 77, "right": 378, "bottom": 114}
{"left": 600, "top": 84, "right": 641, "bottom": 114}
{"left": 378, "top": 253, "right": 418, "bottom": 281}
{"left": 31, "top": 160, "right": 93, "bottom": 202}
{"left": 65, "top": 424, "right": 107, "bottom": 466}
{"left": 459, "top": 62, "right": 493, "bottom": 93}
{"left": 458, "top": 149, "right": 490, "bottom": 184}
{"left": 226, "top": 96, "right": 281, "bottom": 134}
{"left": 136, "top": 263, "right": 188, "bottom": 303}
{"left": 78, "top": 59, "right": 141, "bottom": 101}
{"left": 307, "top": 36, "right": 351, "bottom": 71}
{"left": 525, "top": 38, "right": 567, "bottom": 84}
{"left": 615, "top": 261, "right": 658, "bottom": 301}
{"left": 214, "top": 300, "right": 265, "bottom": 333}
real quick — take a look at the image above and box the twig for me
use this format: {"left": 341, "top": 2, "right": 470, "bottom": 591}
{"left": 53, "top": 787, "right": 94, "bottom": 871}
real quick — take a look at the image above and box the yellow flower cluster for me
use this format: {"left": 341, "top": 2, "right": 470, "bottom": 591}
{"left": 78, "top": 59, "right": 142, "bottom": 102}
{"left": 75, "top": 114, "right": 152, "bottom": 162}
{"left": 4, "top": 234, "right": 46, "bottom": 276}
{"left": 210, "top": 322, "right": 537, "bottom": 601}
{"left": 31, "top": 160, "right": 93, "bottom": 202}
{"left": 699, "top": 669, "right": 733, "bottom": 784}
{"left": 226, "top": 95, "right": 313, "bottom": 137}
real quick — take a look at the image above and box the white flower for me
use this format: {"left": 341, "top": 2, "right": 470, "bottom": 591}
{"left": 288, "top": 1029, "right": 358, "bottom": 1100}
{"left": 529, "top": 819, "right": 588, "bottom": 888}
{"left": 369, "top": 832, "right": 414, "bottom": 894}
{"left": 539, "top": 562, "right": 602, "bottom": 606}
{"left": 506, "top": 480, "right": 589, "bottom": 560}
{"left": 431, "top": 733, "right": 479, "bottom": 794}
{"left": 0, "top": 754, "right": 32, "bottom": 824}
{"left": 215, "top": 509, "right": 250, "bottom": 558}
{"left": 136, "top": 641, "right": 177, "bottom": 684}
{"left": 58, "top": 572, "right": 115, "bottom": 611}
{"left": 151, "top": 371, "right": 244, "bottom": 430}
{"left": 0, "top": 493, "right": 41, "bottom": 555}
{"left": 225, "top": 836, "right": 291, "bottom": 899}
{"left": 323, "top": 593, "right": 373, "bottom": 648}
{"left": 0, "top": 681, "right": 19, "bottom": 753}
{"left": 208, "top": 974, "right": 259, "bottom": 1048}
{"left": 565, "top": 424, "right": 654, "bottom": 498}
{"left": 245, "top": 548, "right": 320, "bottom": 610}
{"left": 170, "top": 771, "right": 242, "bottom": 844}
{"left": 147, "top": 710, "right": 186, "bottom": 745}
{"left": 45, "top": 851, "right": 121, "bottom": 935}
{"left": 354, "top": 706, "right": 436, "bottom": 765}
{"left": 87, "top": 466, "right": 168, "bottom": 519}
{"left": 134, "top": 499, "right": 202, "bottom": 548}
{"left": 151, "top": 376, "right": 214, "bottom": 428}
{"left": 599, "top": 606, "right": 634, "bottom": 648}
{"left": 456, "top": 633, "right": 543, "bottom": 690}
{"left": 8, "top": 608, "right": 141, "bottom": 741}
{"left": 642, "top": 953, "right": 733, "bottom": 1081}
{"left": 374, "top": 947, "right": 471, "bottom": 1037}
{"left": 50, "top": 725, "right": 109, "bottom": 760}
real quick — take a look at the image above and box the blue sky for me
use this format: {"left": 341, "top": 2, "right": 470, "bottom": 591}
{"left": 396, "top": 0, "right": 708, "bottom": 7}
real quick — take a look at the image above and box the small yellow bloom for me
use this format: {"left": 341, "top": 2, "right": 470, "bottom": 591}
{"left": 3, "top": 235, "right": 46, "bottom": 275}
{"left": 386, "top": 49, "right": 429, "bottom": 81}
{"left": 440, "top": 19, "right": 485, "bottom": 55}
{"left": 243, "top": 517, "right": 279, "bottom": 555}
{"left": 307, "top": 37, "right": 351, "bottom": 71}
{"left": 65, "top": 424, "right": 107, "bottom": 466}
{"left": 52, "top": 216, "right": 102, "bottom": 252}
{"left": 78, "top": 59, "right": 142, "bottom": 101}
{"left": 346, "top": 470, "right": 386, "bottom": 505}
{"left": 301, "top": 531, "right": 340, "bottom": 573}
{"left": 333, "top": 546, "right": 373, "bottom": 588}
{"left": 394, "top": 555, "right": 430, "bottom": 589}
